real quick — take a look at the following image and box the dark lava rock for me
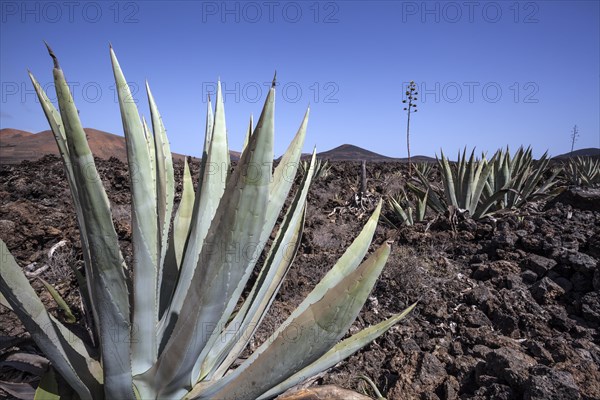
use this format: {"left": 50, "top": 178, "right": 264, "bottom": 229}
{"left": 417, "top": 353, "right": 447, "bottom": 388}
{"left": 524, "top": 365, "right": 581, "bottom": 400}
{"left": 530, "top": 277, "right": 565, "bottom": 304}
{"left": 550, "top": 188, "right": 600, "bottom": 212}
{"left": 492, "top": 230, "right": 518, "bottom": 248}
{"left": 485, "top": 347, "right": 536, "bottom": 392}
{"left": 546, "top": 305, "right": 575, "bottom": 331}
{"left": 465, "top": 285, "right": 497, "bottom": 314}
{"left": 523, "top": 339, "right": 554, "bottom": 365}
{"left": 523, "top": 254, "right": 557, "bottom": 276}
{"left": 521, "top": 270, "right": 538, "bottom": 284}
{"left": 580, "top": 292, "right": 600, "bottom": 324}
{"left": 442, "top": 376, "right": 459, "bottom": 400}
{"left": 587, "top": 232, "right": 600, "bottom": 258}
{"left": 465, "top": 309, "right": 493, "bottom": 328}
{"left": 553, "top": 276, "right": 573, "bottom": 292}
{"left": 472, "top": 383, "right": 514, "bottom": 399}
{"left": 563, "top": 251, "right": 598, "bottom": 274}
{"left": 570, "top": 271, "right": 593, "bottom": 292}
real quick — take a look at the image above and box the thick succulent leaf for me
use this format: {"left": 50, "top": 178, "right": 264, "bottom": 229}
{"left": 160, "top": 158, "right": 195, "bottom": 317}
{"left": 158, "top": 81, "right": 229, "bottom": 346}
{"left": 27, "top": 72, "right": 71, "bottom": 175}
{"left": 34, "top": 367, "right": 60, "bottom": 400}
{"left": 281, "top": 200, "right": 382, "bottom": 323}
{"left": 417, "top": 190, "right": 428, "bottom": 221}
{"left": 463, "top": 149, "right": 476, "bottom": 211}
{"left": 28, "top": 72, "right": 97, "bottom": 331}
{"left": 438, "top": 151, "right": 458, "bottom": 208}
{"left": 173, "top": 159, "right": 195, "bottom": 265}
{"left": 52, "top": 45, "right": 133, "bottom": 398}
{"left": 203, "top": 95, "right": 215, "bottom": 158}
{"left": 473, "top": 189, "right": 510, "bottom": 219}
{"left": 38, "top": 278, "right": 76, "bottom": 323}
{"left": 110, "top": 46, "right": 158, "bottom": 375}
{"left": 0, "top": 353, "right": 48, "bottom": 376}
{"left": 389, "top": 197, "right": 410, "bottom": 225}
{"left": 147, "top": 82, "right": 175, "bottom": 296}
{"left": 258, "top": 302, "right": 417, "bottom": 400}
{"left": 201, "top": 150, "right": 316, "bottom": 380}
{"left": 241, "top": 114, "right": 253, "bottom": 156}
{"left": 196, "top": 242, "right": 392, "bottom": 400}
{"left": 470, "top": 157, "right": 495, "bottom": 216}
{"left": 0, "top": 381, "right": 36, "bottom": 400}
{"left": 142, "top": 117, "right": 157, "bottom": 197}
{"left": 0, "top": 241, "right": 96, "bottom": 399}
{"left": 261, "top": 107, "right": 310, "bottom": 245}
{"left": 151, "top": 84, "right": 275, "bottom": 398}
{"left": 409, "top": 176, "right": 445, "bottom": 214}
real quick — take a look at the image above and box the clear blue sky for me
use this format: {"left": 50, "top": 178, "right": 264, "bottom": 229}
{"left": 1, "top": 0, "right": 599, "bottom": 158}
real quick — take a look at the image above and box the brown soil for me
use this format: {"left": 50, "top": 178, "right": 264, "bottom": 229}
{"left": 1, "top": 155, "right": 599, "bottom": 400}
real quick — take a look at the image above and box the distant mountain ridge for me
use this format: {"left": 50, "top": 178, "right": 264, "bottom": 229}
{"left": 4, "top": 128, "right": 595, "bottom": 164}
{"left": 314, "top": 144, "right": 435, "bottom": 162}
{"left": 0, "top": 128, "right": 192, "bottom": 164}
{"left": 553, "top": 148, "right": 600, "bottom": 159}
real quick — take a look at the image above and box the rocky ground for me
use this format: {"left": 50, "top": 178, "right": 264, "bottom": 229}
{"left": 1, "top": 155, "right": 599, "bottom": 400}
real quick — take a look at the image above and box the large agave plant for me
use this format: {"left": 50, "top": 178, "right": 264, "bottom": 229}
{"left": 410, "top": 147, "right": 563, "bottom": 220}
{"left": 0, "top": 46, "right": 415, "bottom": 399}
{"left": 411, "top": 148, "right": 501, "bottom": 219}
{"left": 484, "top": 146, "right": 563, "bottom": 210}
{"left": 562, "top": 156, "right": 600, "bottom": 187}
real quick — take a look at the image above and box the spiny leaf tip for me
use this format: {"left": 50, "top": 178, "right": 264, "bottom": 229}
{"left": 44, "top": 41, "right": 59, "bottom": 69}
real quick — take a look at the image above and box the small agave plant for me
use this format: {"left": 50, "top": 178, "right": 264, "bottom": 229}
{"left": 0, "top": 45, "right": 415, "bottom": 399}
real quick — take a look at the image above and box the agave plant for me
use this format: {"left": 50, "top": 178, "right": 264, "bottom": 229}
{"left": 410, "top": 148, "right": 501, "bottom": 219}
{"left": 301, "top": 158, "right": 332, "bottom": 180}
{"left": 409, "top": 147, "right": 562, "bottom": 220}
{"left": 484, "top": 146, "right": 563, "bottom": 210}
{"left": 387, "top": 189, "right": 427, "bottom": 226}
{"left": 562, "top": 156, "right": 600, "bottom": 187}
{"left": 413, "top": 162, "right": 434, "bottom": 181}
{"left": 0, "top": 46, "right": 415, "bottom": 399}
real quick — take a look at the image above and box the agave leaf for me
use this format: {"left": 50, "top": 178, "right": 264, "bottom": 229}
{"left": 463, "top": 149, "right": 476, "bottom": 212}
{"left": 0, "top": 352, "right": 48, "bottom": 376}
{"left": 472, "top": 189, "right": 510, "bottom": 219}
{"left": 201, "top": 149, "right": 316, "bottom": 381}
{"left": 27, "top": 72, "right": 72, "bottom": 177}
{"left": 0, "top": 381, "right": 36, "bottom": 400}
{"left": 416, "top": 190, "right": 428, "bottom": 221}
{"left": 160, "top": 158, "right": 195, "bottom": 317}
{"left": 0, "top": 241, "right": 96, "bottom": 399}
{"left": 0, "top": 292, "right": 12, "bottom": 311}
{"left": 241, "top": 114, "right": 253, "bottom": 157}
{"left": 438, "top": 151, "right": 458, "bottom": 208}
{"left": 51, "top": 44, "right": 133, "bottom": 398}
{"left": 142, "top": 117, "right": 157, "bottom": 199}
{"left": 38, "top": 278, "right": 76, "bottom": 324}
{"left": 152, "top": 84, "right": 275, "bottom": 398}
{"left": 198, "top": 242, "right": 392, "bottom": 400}
{"left": 34, "top": 367, "right": 60, "bottom": 400}
{"left": 28, "top": 72, "right": 98, "bottom": 333}
{"left": 147, "top": 82, "right": 175, "bottom": 298}
{"left": 257, "top": 302, "right": 417, "bottom": 400}
{"left": 262, "top": 107, "right": 310, "bottom": 245}
{"left": 409, "top": 175, "right": 445, "bottom": 214}
{"left": 157, "top": 81, "right": 230, "bottom": 348}
{"left": 389, "top": 197, "right": 411, "bottom": 225}
{"left": 470, "top": 156, "right": 495, "bottom": 216}
{"left": 110, "top": 46, "right": 158, "bottom": 377}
